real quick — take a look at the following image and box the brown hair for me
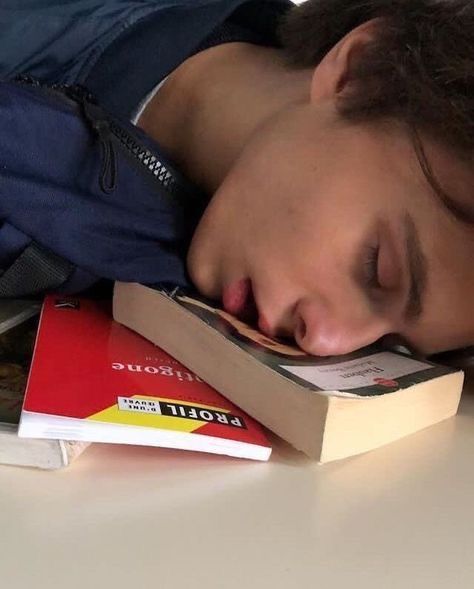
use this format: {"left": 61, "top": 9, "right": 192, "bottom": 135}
{"left": 278, "top": 0, "right": 474, "bottom": 222}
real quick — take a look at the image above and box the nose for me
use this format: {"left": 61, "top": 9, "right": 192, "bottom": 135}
{"left": 292, "top": 297, "right": 393, "bottom": 356}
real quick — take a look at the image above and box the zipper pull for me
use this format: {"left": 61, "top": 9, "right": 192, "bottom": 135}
{"left": 92, "top": 119, "right": 117, "bottom": 194}
{"left": 81, "top": 100, "right": 117, "bottom": 194}
{"left": 13, "top": 79, "right": 117, "bottom": 193}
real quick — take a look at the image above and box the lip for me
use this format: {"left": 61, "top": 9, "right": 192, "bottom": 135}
{"left": 257, "top": 313, "right": 273, "bottom": 337}
{"left": 222, "top": 278, "right": 281, "bottom": 339}
{"left": 222, "top": 278, "right": 252, "bottom": 316}
{"left": 222, "top": 277, "right": 265, "bottom": 328}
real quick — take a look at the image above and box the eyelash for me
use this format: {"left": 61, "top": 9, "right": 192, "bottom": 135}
{"left": 364, "top": 245, "right": 380, "bottom": 289}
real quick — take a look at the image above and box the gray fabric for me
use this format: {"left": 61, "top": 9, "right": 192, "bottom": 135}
{"left": 0, "top": 242, "right": 73, "bottom": 298}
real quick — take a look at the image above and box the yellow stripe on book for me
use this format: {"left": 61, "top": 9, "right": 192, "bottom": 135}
{"left": 87, "top": 395, "right": 232, "bottom": 433}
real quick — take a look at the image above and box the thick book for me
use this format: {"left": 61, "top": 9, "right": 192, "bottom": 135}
{"left": 0, "top": 300, "right": 90, "bottom": 469}
{"left": 19, "top": 296, "right": 271, "bottom": 461}
{"left": 112, "top": 282, "right": 465, "bottom": 463}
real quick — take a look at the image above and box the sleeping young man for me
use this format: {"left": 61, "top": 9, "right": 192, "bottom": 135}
{"left": 0, "top": 0, "right": 473, "bottom": 357}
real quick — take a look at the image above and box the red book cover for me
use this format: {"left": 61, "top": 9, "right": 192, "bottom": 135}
{"left": 19, "top": 296, "right": 271, "bottom": 461}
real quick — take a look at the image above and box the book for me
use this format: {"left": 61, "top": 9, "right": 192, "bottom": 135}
{"left": 432, "top": 346, "right": 474, "bottom": 371}
{"left": 0, "top": 299, "right": 90, "bottom": 469}
{"left": 18, "top": 296, "right": 271, "bottom": 461}
{"left": 112, "top": 282, "right": 465, "bottom": 463}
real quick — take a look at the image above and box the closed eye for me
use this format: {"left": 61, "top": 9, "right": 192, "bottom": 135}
{"left": 363, "top": 244, "right": 380, "bottom": 290}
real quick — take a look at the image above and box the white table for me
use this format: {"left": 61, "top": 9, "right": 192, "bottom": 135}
{"left": 1, "top": 375, "right": 473, "bottom": 589}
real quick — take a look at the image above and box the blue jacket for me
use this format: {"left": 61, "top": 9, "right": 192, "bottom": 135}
{"left": 0, "top": 0, "right": 291, "bottom": 118}
{"left": 0, "top": 0, "right": 291, "bottom": 296}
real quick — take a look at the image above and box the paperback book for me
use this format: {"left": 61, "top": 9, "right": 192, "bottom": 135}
{"left": 112, "top": 282, "right": 464, "bottom": 463}
{"left": 19, "top": 296, "right": 271, "bottom": 461}
{"left": 0, "top": 299, "right": 89, "bottom": 469}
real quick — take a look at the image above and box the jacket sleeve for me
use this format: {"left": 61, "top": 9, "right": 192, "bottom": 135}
{"left": 0, "top": 1, "right": 163, "bottom": 85}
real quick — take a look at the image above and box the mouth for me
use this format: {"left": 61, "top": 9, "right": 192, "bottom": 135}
{"left": 222, "top": 277, "right": 261, "bottom": 327}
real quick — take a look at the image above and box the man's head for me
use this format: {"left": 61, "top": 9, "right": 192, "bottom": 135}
{"left": 187, "top": 0, "right": 474, "bottom": 356}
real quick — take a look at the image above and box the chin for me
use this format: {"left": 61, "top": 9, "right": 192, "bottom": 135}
{"left": 186, "top": 247, "right": 219, "bottom": 300}
{"left": 186, "top": 215, "right": 224, "bottom": 299}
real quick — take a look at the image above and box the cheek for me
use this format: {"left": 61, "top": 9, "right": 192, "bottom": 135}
{"left": 215, "top": 172, "right": 316, "bottom": 263}
{"left": 249, "top": 181, "right": 352, "bottom": 280}
{"left": 253, "top": 195, "right": 321, "bottom": 268}
{"left": 220, "top": 126, "right": 323, "bottom": 238}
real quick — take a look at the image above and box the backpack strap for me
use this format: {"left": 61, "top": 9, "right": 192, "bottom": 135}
{"left": 0, "top": 242, "right": 73, "bottom": 298}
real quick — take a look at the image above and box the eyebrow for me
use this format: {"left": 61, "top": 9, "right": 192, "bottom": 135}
{"left": 404, "top": 214, "right": 428, "bottom": 321}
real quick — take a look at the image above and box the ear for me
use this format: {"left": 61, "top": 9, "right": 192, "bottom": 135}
{"left": 310, "top": 19, "right": 381, "bottom": 103}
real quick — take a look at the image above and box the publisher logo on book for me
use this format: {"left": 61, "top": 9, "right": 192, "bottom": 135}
{"left": 373, "top": 377, "right": 399, "bottom": 388}
{"left": 118, "top": 397, "right": 247, "bottom": 429}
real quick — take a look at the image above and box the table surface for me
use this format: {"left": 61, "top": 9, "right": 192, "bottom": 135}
{"left": 1, "top": 373, "right": 473, "bottom": 589}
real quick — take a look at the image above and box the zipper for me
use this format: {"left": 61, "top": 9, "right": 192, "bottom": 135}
{"left": 81, "top": 98, "right": 180, "bottom": 197}
{"left": 14, "top": 76, "right": 179, "bottom": 197}
{"left": 106, "top": 119, "right": 177, "bottom": 195}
